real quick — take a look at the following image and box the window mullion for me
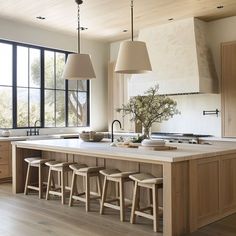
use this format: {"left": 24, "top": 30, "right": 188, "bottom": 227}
{"left": 12, "top": 43, "right": 17, "bottom": 129}
{"left": 41, "top": 50, "right": 45, "bottom": 128}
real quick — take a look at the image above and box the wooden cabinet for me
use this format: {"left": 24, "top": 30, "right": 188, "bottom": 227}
{"left": 0, "top": 141, "right": 12, "bottom": 182}
{"left": 222, "top": 41, "right": 236, "bottom": 137}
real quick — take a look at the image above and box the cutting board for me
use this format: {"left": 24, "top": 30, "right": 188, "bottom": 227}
{"left": 117, "top": 143, "right": 177, "bottom": 151}
{"left": 138, "top": 145, "right": 177, "bottom": 151}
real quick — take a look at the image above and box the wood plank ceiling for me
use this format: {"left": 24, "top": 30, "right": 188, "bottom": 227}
{"left": 0, "top": 0, "right": 236, "bottom": 42}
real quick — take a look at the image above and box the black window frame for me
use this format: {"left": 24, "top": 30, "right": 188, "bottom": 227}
{"left": 0, "top": 38, "right": 90, "bottom": 129}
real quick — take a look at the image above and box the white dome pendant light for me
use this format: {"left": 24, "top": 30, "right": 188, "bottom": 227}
{"left": 63, "top": 0, "right": 95, "bottom": 80}
{"left": 115, "top": 0, "right": 152, "bottom": 74}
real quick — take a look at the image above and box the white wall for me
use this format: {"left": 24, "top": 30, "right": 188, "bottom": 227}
{"left": 0, "top": 17, "right": 109, "bottom": 132}
{"left": 110, "top": 17, "right": 236, "bottom": 136}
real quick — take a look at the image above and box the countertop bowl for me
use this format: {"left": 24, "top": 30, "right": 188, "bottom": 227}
{"left": 79, "top": 132, "right": 104, "bottom": 142}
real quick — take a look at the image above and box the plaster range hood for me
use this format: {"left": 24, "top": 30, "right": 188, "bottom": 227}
{"left": 128, "top": 18, "right": 218, "bottom": 96}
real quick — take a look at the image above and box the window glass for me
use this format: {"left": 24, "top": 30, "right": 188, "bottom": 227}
{"left": 29, "top": 88, "right": 40, "bottom": 126}
{"left": 30, "top": 48, "right": 40, "bottom": 88}
{"left": 0, "top": 43, "right": 12, "bottom": 86}
{"left": 17, "top": 88, "right": 28, "bottom": 127}
{"left": 45, "top": 89, "right": 55, "bottom": 127}
{"left": 17, "top": 46, "right": 28, "bottom": 87}
{"left": 0, "top": 87, "right": 12, "bottom": 128}
{"left": 45, "top": 51, "right": 55, "bottom": 89}
{"left": 56, "top": 90, "right": 65, "bottom": 127}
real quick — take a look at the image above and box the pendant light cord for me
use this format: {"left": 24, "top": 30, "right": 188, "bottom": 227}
{"left": 77, "top": 2, "right": 81, "bottom": 53}
{"left": 76, "top": 0, "right": 83, "bottom": 53}
{"left": 131, "top": 0, "right": 134, "bottom": 41}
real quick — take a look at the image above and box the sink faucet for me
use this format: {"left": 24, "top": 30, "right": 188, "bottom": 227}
{"left": 111, "top": 119, "right": 122, "bottom": 142}
{"left": 34, "top": 120, "right": 41, "bottom": 135}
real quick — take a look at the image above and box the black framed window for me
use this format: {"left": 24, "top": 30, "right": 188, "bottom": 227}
{"left": 0, "top": 39, "right": 90, "bottom": 129}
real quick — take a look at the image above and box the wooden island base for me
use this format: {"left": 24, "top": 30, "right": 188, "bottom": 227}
{"left": 12, "top": 140, "right": 236, "bottom": 236}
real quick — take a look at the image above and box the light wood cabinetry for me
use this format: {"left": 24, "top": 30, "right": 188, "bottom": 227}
{"left": 222, "top": 41, "right": 236, "bottom": 137}
{"left": 0, "top": 141, "right": 12, "bottom": 182}
{"left": 189, "top": 154, "right": 236, "bottom": 231}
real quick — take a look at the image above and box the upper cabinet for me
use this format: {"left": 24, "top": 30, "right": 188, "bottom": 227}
{"left": 129, "top": 18, "right": 219, "bottom": 96}
{"left": 222, "top": 41, "right": 236, "bottom": 137}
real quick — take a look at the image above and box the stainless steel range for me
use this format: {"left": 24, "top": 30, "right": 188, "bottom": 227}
{"left": 151, "top": 132, "right": 212, "bottom": 144}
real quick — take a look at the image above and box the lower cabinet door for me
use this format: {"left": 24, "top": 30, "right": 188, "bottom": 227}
{"left": 0, "top": 164, "right": 9, "bottom": 179}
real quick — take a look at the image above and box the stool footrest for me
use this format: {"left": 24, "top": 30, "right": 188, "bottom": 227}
{"left": 135, "top": 210, "right": 154, "bottom": 220}
{"left": 27, "top": 185, "right": 39, "bottom": 191}
{"left": 72, "top": 194, "right": 100, "bottom": 202}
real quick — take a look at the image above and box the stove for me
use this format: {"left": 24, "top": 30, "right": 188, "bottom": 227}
{"left": 151, "top": 132, "right": 213, "bottom": 144}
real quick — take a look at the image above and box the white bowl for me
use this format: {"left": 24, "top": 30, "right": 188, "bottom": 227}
{"left": 141, "top": 139, "right": 166, "bottom": 147}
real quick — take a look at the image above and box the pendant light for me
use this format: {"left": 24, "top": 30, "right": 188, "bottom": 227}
{"left": 62, "top": 0, "right": 95, "bottom": 80}
{"left": 115, "top": 0, "right": 152, "bottom": 74}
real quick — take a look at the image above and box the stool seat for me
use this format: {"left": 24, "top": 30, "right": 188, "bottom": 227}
{"left": 129, "top": 173, "right": 163, "bottom": 185}
{"left": 78, "top": 166, "right": 104, "bottom": 173}
{"left": 25, "top": 157, "right": 51, "bottom": 165}
{"left": 69, "top": 163, "right": 88, "bottom": 171}
{"left": 100, "top": 169, "right": 135, "bottom": 178}
{"left": 45, "top": 161, "right": 75, "bottom": 168}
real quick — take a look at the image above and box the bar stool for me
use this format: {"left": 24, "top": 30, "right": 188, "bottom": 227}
{"left": 45, "top": 161, "right": 75, "bottom": 204}
{"left": 99, "top": 169, "right": 136, "bottom": 222}
{"left": 129, "top": 173, "right": 163, "bottom": 232}
{"left": 69, "top": 164, "right": 103, "bottom": 212}
{"left": 24, "top": 157, "right": 52, "bottom": 199}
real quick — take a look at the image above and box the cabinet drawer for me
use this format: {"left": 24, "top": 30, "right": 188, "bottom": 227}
{"left": 0, "top": 165, "right": 9, "bottom": 179}
{"left": 0, "top": 142, "right": 10, "bottom": 151}
{"left": 0, "top": 151, "right": 9, "bottom": 164}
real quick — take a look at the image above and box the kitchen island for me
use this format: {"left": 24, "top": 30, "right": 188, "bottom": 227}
{"left": 12, "top": 139, "right": 236, "bottom": 236}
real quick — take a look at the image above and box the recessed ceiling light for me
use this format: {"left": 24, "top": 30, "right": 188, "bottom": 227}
{"left": 168, "top": 18, "right": 174, "bottom": 21}
{"left": 76, "top": 27, "right": 88, "bottom": 31}
{"left": 36, "top": 16, "right": 46, "bottom": 20}
{"left": 217, "top": 5, "right": 224, "bottom": 9}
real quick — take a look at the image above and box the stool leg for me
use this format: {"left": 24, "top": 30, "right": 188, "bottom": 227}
{"left": 153, "top": 184, "right": 159, "bottom": 232}
{"left": 46, "top": 168, "right": 52, "bottom": 200}
{"left": 69, "top": 171, "right": 76, "bottom": 207}
{"left": 85, "top": 174, "right": 90, "bottom": 212}
{"left": 39, "top": 164, "right": 43, "bottom": 199}
{"left": 96, "top": 175, "right": 102, "bottom": 198}
{"left": 149, "top": 188, "right": 153, "bottom": 214}
{"left": 61, "top": 170, "right": 65, "bottom": 205}
{"left": 24, "top": 163, "right": 31, "bottom": 195}
{"left": 119, "top": 178, "right": 125, "bottom": 222}
{"left": 100, "top": 176, "right": 108, "bottom": 215}
{"left": 130, "top": 181, "right": 138, "bottom": 224}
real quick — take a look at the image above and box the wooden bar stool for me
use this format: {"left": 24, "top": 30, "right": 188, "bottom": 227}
{"left": 69, "top": 164, "right": 103, "bottom": 212}
{"left": 129, "top": 173, "right": 163, "bottom": 232}
{"left": 45, "top": 161, "right": 75, "bottom": 204}
{"left": 99, "top": 169, "right": 136, "bottom": 222}
{"left": 24, "top": 157, "right": 52, "bottom": 199}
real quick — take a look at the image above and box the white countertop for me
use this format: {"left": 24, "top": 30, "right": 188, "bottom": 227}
{"left": 13, "top": 138, "right": 236, "bottom": 164}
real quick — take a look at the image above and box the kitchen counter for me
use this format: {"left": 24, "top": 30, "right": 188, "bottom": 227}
{"left": 11, "top": 138, "right": 236, "bottom": 236}
{"left": 13, "top": 138, "right": 236, "bottom": 163}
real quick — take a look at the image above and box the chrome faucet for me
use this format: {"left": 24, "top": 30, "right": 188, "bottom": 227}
{"left": 111, "top": 119, "right": 122, "bottom": 142}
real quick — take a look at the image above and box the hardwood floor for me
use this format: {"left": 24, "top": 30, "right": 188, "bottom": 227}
{"left": 0, "top": 183, "right": 236, "bottom": 236}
